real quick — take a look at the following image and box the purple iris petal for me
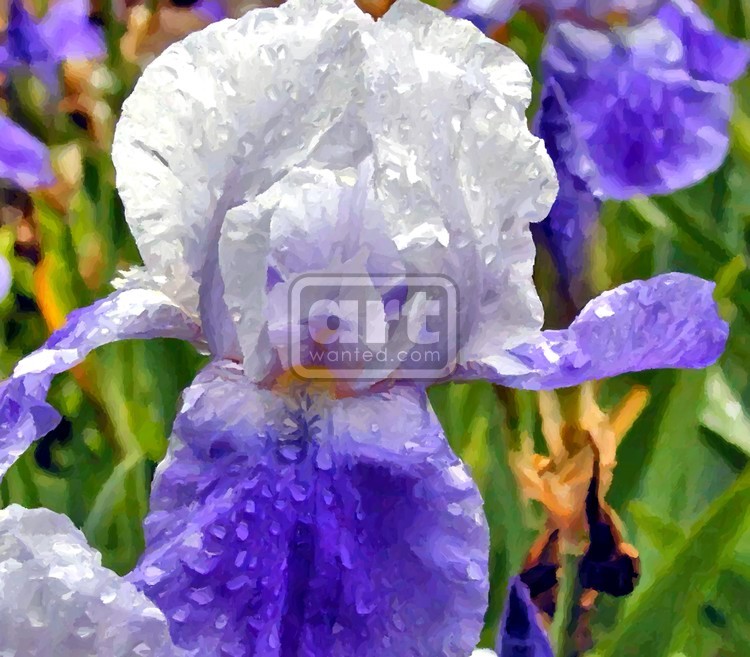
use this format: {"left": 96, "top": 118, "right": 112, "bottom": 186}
{"left": 538, "top": 0, "right": 666, "bottom": 25}
{"left": 542, "top": 19, "right": 736, "bottom": 199}
{"left": 0, "top": 287, "right": 201, "bottom": 479}
{"left": 533, "top": 79, "right": 601, "bottom": 293}
{"left": 0, "top": 115, "right": 54, "bottom": 189}
{"left": 497, "top": 577, "right": 554, "bottom": 657}
{"left": 458, "top": 272, "right": 728, "bottom": 389}
{"left": 658, "top": 0, "right": 750, "bottom": 84}
{"left": 449, "top": 0, "right": 665, "bottom": 30}
{"left": 40, "top": 0, "right": 106, "bottom": 62}
{"left": 6, "top": 0, "right": 49, "bottom": 66}
{"left": 4, "top": 0, "right": 104, "bottom": 69}
{"left": 130, "top": 361, "right": 489, "bottom": 657}
{"left": 447, "top": 0, "right": 517, "bottom": 30}
{"left": 193, "top": 0, "right": 228, "bottom": 22}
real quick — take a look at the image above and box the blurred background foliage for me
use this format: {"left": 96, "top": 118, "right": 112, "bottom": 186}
{"left": 0, "top": 0, "right": 748, "bottom": 655}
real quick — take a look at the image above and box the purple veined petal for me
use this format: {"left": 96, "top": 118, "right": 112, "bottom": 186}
{"left": 0, "top": 115, "right": 55, "bottom": 189}
{"left": 0, "top": 505, "right": 185, "bottom": 657}
{"left": 496, "top": 577, "right": 554, "bottom": 657}
{"left": 456, "top": 273, "right": 728, "bottom": 390}
{"left": 130, "top": 360, "right": 489, "bottom": 657}
{"left": 657, "top": 0, "right": 750, "bottom": 84}
{"left": 0, "top": 286, "right": 201, "bottom": 480}
{"left": 112, "top": 0, "right": 374, "bottom": 324}
{"left": 543, "top": 19, "right": 735, "bottom": 199}
{"left": 113, "top": 0, "right": 556, "bottom": 372}
{"left": 39, "top": 0, "right": 106, "bottom": 62}
{"left": 533, "top": 79, "right": 602, "bottom": 293}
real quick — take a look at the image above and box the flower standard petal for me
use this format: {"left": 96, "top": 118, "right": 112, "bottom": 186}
{"left": 458, "top": 273, "right": 728, "bottom": 389}
{"left": 111, "top": 0, "right": 373, "bottom": 338}
{"left": 364, "top": 0, "right": 556, "bottom": 342}
{"left": 114, "top": 0, "right": 557, "bottom": 368}
{"left": 216, "top": 0, "right": 557, "bottom": 384}
{"left": 130, "top": 361, "right": 489, "bottom": 657}
{"left": 0, "top": 287, "right": 201, "bottom": 479}
{"left": 0, "top": 505, "right": 182, "bottom": 657}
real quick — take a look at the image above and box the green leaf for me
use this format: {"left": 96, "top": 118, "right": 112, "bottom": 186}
{"left": 594, "top": 467, "right": 750, "bottom": 657}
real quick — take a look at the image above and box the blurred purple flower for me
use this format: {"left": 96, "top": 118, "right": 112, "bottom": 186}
{"left": 0, "top": 0, "right": 105, "bottom": 188}
{"left": 540, "top": 10, "right": 749, "bottom": 200}
{"left": 0, "top": 114, "right": 54, "bottom": 188}
{"left": 1, "top": 0, "right": 105, "bottom": 71}
{"left": 450, "top": 0, "right": 748, "bottom": 292}
{"left": 451, "top": 0, "right": 664, "bottom": 29}
{"left": 0, "top": 0, "right": 729, "bottom": 653}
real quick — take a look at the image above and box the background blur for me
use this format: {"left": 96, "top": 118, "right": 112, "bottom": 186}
{"left": 0, "top": 0, "right": 748, "bottom": 655}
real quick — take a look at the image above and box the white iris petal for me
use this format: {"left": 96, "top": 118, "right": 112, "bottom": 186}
{"left": 113, "top": 0, "right": 558, "bottom": 382}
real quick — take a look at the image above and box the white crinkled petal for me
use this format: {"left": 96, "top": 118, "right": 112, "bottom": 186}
{"left": 363, "top": 0, "right": 556, "bottom": 349}
{"left": 112, "top": 0, "right": 374, "bottom": 354}
{"left": 219, "top": 164, "right": 403, "bottom": 379}
{"left": 115, "top": 0, "right": 557, "bottom": 377}
{"left": 0, "top": 505, "right": 183, "bottom": 657}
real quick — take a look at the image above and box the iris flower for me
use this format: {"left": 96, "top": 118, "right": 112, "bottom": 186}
{"left": 0, "top": 0, "right": 105, "bottom": 188}
{"left": 1, "top": 0, "right": 105, "bottom": 71}
{"left": 451, "top": 0, "right": 749, "bottom": 292}
{"left": 0, "top": 0, "right": 728, "bottom": 654}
